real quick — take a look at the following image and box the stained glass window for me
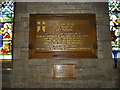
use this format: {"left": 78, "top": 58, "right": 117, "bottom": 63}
{"left": 108, "top": 0, "right": 120, "bottom": 51}
{"left": 0, "top": 1, "right": 14, "bottom": 61}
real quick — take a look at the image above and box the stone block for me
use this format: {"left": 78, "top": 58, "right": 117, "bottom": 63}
{"left": 77, "top": 74, "right": 105, "bottom": 80}
{"left": 96, "top": 17, "right": 110, "bottom": 26}
{"left": 97, "top": 59, "right": 116, "bottom": 81}
{"left": 11, "top": 82, "right": 26, "bottom": 88}
{"left": 21, "top": 47, "right": 29, "bottom": 52}
{"left": 97, "top": 41, "right": 105, "bottom": 51}
{"left": 21, "top": 17, "right": 29, "bottom": 22}
{"left": 76, "top": 68, "right": 103, "bottom": 77}
{"left": 101, "top": 81, "right": 117, "bottom": 88}
{"left": 2, "top": 82, "right": 11, "bottom": 88}
{"left": 96, "top": 13, "right": 110, "bottom": 18}
{"left": 102, "top": 41, "right": 112, "bottom": 58}
{"left": 78, "top": 9, "right": 91, "bottom": 13}
{"left": 14, "top": 13, "right": 21, "bottom": 22}
{"left": 2, "top": 74, "right": 11, "bottom": 82}
{"left": 97, "top": 50, "right": 104, "bottom": 58}
{"left": 97, "top": 26, "right": 111, "bottom": 41}
{"left": 75, "top": 3, "right": 91, "bottom": 10}
{"left": 14, "top": 21, "right": 24, "bottom": 32}
{"left": 2, "top": 70, "right": 12, "bottom": 74}
{"left": 14, "top": 22, "right": 29, "bottom": 33}
{"left": 15, "top": 2, "right": 29, "bottom": 13}
{"left": 23, "top": 22, "right": 29, "bottom": 30}
{"left": 13, "top": 48, "right": 21, "bottom": 59}
{"left": 22, "top": 33, "right": 29, "bottom": 43}
{"left": 28, "top": 59, "right": 51, "bottom": 65}
{"left": 29, "top": 4, "right": 51, "bottom": 12}
{"left": 13, "top": 60, "right": 26, "bottom": 69}
{"left": 21, "top": 52, "right": 28, "bottom": 60}
{"left": 89, "top": 3, "right": 109, "bottom": 14}
{"left": 13, "top": 32, "right": 26, "bottom": 48}
{"left": 22, "top": 41, "right": 29, "bottom": 48}
{"left": 76, "top": 63, "right": 98, "bottom": 69}
{"left": 59, "top": 80, "right": 103, "bottom": 88}
{"left": 28, "top": 2, "right": 81, "bottom": 14}
{"left": 58, "top": 5, "right": 76, "bottom": 9}
{"left": 21, "top": 13, "right": 29, "bottom": 18}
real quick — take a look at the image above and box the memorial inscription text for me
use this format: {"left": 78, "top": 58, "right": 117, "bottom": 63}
{"left": 29, "top": 14, "right": 97, "bottom": 59}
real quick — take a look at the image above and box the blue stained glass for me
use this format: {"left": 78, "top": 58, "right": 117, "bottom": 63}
{"left": 112, "top": 50, "right": 118, "bottom": 67}
{"left": 0, "top": 35, "right": 3, "bottom": 47}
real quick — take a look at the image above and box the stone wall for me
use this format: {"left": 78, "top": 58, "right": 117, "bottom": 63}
{"left": 2, "top": 2, "right": 117, "bottom": 88}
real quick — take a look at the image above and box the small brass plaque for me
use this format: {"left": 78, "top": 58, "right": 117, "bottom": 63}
{"left": 53, "top": 64, "right": 76, "bottom": 79}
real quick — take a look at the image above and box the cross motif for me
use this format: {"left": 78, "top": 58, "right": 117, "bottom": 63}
{"left": 37, "top": 21, "right": 46, "bottom": 33}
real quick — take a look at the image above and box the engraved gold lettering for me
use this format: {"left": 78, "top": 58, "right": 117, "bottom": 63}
{"left": 37, "top": 22, "right": 41, "bottom": 25}
{"left": 42, "top": 22, "right": 45, "bottom": 25}
{"left": 71, "top": 23, "right": 74, "bottom": 25}
{"left": 36, "top": 23, "right": 90, "bottom": 51}
{"left": 36, "top": 48, "right": 40, "bottom": 50}
{"left": 37, "top": 26, "right": 41, "bottom": 32}
{"left": 79, "top": 48, "right": 90, "bottom": 50}
{"left": 42, "top": 26, "right": 46, "bottom": 32}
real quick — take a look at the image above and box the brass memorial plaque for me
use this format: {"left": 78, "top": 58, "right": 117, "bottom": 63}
{"left": 53, "top": 64, "right": 76, "bottom": 79}
{"left": 29, "top": 14, "right": 97, "bottom": 59}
